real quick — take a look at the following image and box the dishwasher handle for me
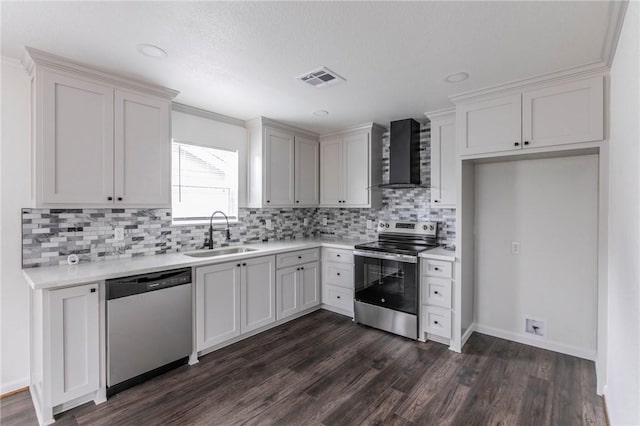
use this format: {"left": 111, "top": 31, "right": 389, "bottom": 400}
{"left": 106, "top": 268, "right": 192, "bottom": 300}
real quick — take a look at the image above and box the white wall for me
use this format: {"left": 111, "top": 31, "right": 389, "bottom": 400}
{"left": 474, "top": 155, "right": 599, "bottom": 359}
{"left": 0, "top": 59, "right": 32, "bottom": 393}
{"left": 606, "top": 2, "right": 640, "bottom": 424}
{"left": 171, "top": 110, "right": 248, "bottom": 207}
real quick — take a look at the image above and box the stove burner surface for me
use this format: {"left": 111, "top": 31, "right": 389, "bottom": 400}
{"left": 354, "top": 241, "right": 434, "bottom": 256}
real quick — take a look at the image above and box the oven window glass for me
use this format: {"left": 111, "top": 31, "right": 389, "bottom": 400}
{"left": 354, "top": 256, "right": 417, "bottom": 314}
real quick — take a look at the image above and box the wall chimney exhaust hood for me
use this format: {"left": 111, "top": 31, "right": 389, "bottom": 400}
{"left": 378, "top": 118, "right": 425, "bottom": 189}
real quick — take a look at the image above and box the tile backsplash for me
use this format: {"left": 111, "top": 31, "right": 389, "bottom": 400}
{"left": 22, "top": 123, "right": 456, "bottom": 268}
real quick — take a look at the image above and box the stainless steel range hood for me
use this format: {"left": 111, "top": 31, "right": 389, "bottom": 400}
{"left": 378, "top": 118, "right": 426, "bottom": 189}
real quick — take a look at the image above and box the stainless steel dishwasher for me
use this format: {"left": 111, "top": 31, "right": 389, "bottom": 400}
{"left": 106, "top": 268, "right": 192, "bottom": 397}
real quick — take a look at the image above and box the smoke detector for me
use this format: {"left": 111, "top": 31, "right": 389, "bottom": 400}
{"left": 298, "top": 67, "right": 346, "bottom": 88}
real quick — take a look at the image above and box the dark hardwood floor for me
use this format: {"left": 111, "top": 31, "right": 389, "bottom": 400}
{"left": 1, "top": 310, "right": 606, "bottom": 425}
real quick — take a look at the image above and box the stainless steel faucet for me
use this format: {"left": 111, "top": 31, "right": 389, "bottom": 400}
{"left": 208, "top": 211, "right": 231, "bottom": 249}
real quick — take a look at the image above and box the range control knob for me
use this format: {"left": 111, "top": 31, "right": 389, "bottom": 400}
{"left": 423, "top": 225, "right": 428, "bottom": 230}
{"left": 379, "top": 223, "right": 384, "bottom": 228}
{"left": 381, "top": 298, "right": 386, "bottom": 303}
{"left": 385, "top": 223, "right": 390, "bottom": 228}
{"left": 429, "top": 225, "right": 435, "bottom": 231}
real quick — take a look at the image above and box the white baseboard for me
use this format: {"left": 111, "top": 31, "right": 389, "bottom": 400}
{"left": 474, "top": 323, "right": 596, "bottom": 361}
{"left": 461, "top": 324, "right": 475, "bottom": 347}
{"left": 320, "top": 304, "right": 353, "bottom": 318}
{"left": 0, "top": 377, "right": 29, "bottom": 396}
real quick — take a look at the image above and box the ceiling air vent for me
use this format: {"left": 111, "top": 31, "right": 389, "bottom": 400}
{"left": 298, "top": 67, "right": 345, "bottom": 88}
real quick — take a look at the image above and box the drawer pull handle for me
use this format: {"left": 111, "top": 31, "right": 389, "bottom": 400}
{"left": 434, "top": 267, "right": 440, "bottom": 271}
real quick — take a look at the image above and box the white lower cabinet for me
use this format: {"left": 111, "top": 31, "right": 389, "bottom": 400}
{"left": 321, "top": 247, "right": 355, "bottom": 316}
{"left": 276, "top": 252, "right": 320, "bottom": 321}
{"left": 420, "top": 257, "right": 454, "bottom": 343}
{"left": 196, "top": 255, "right": 276, "bottom": 352}
{"left": 31, "top": 283, "right": 102, "bottom": 425}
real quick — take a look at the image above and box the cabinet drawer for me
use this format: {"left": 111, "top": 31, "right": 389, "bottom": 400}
{"left": 323, "top": 247, "right": 354, "bottom": 264}
{"left": 323, "top": 284, "right": 353, "bottom": 312}
{"left": 422, "top": 277, "right": 452, "bottom": 309}
{"left": 423, "top": 259, "right": 452, "bottom": 279}
{"left": 277, "top": 249, "right": 319, "bottom": 269}
{"left": 322, "top": 262, "right": 354, "bottom": 288}
{"left": 422, "top": 306, "right": 451, "bottom": 339}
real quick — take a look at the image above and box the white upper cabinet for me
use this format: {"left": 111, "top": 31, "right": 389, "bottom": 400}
{"left": 41, "top": 72, "right": 115, "bottom": 205}
{"left": 426, "top": 109, "right": 456, "bottom": 208}
{"left": 294, "top": 136, "right": 320, "bottom": 206}
{"left": 319, "top": 123, "right": 384, "bottom": 208}
{"left": 522, "top": 76, "right": 603, "bottom": 148}
{"left": 264, "top": 127, "right": 295, "bottom": 207}
{"left": 246, "top": 117, "right": 319, "bottom": 208}
{"left": 457, "top": 94, "right": 522, "bottom": 155}
{"left": 114, "top": 90, "right": 171, "bottom": 206}
{"left": 26, "top": 48, "right": 178, "bottom": 208}
{"left": 455, "top": 75, "right": 604, "bottom": 157}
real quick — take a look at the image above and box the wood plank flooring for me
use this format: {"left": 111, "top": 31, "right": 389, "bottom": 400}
{"left": 0, "top": 310, "right": 606, "bottom": 425}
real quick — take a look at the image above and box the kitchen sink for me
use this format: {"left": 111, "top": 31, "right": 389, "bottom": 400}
{"left": 183, "top": 247, "right": 258, "bottom": 258}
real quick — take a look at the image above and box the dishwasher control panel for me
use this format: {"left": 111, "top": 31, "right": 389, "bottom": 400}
{"left": 106, "top": 268, "right": 192, "bottom": 300}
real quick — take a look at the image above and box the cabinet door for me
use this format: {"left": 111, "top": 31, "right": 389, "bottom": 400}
{"left": 41, "top": 72, "right": 114, "bottom": 205}
{"left": 276, "top": 266, "right": 299, "bottom": 320}
{"left": 294, "top": 136, "right": 319, "bottom": 206}
{"left": 114, "top": 90, "right": 170, "bottom": 206}
{"left": 431, "top": 117, "right": 457, "bottom": 208}
{"left": 522, "top": 77, "right": 603, "bottom": 148}
{"left": 48, "top": 284, "right": 99, "bottom": 405}
{"left": 241, "top": 256, "right": 276, "bottom": 333}
{"left": 342, "top": 131, "right": 370, "bottom": 206}
{"left": 457, "top": 94, "right": 522, "bottom": 155}
{"left": 299, "top": 261, "right": 320, "bottom": 311}
{"left": 264, "top": 127, "right": 295, "bottom": 207}
{"left": 319, "top": 137, "right": 343, "bottom": 206}
{"left": 196, "top": 262, "right": 241, "bottom": 351}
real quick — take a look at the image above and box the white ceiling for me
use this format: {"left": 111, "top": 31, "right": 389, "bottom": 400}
{"left": 1, "top": 1, "right": 614, "bottom": 134}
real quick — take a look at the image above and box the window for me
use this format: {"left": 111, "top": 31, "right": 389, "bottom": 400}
{"left": 171, "top": 141, "right": 238, "bottom": 223}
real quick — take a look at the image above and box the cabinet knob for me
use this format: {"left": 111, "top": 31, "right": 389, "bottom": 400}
{"left": 237, "top": 264, "right": 241, "bottom": 267}
{"left": 117, "top": 197, "right": 123, "bottom": 201}
{"left": 337, "top": 273, "right": 341, "bottom": 276}
{"left": 90, "top": 288, "right": 96, "bottom": 293}
{"left": 296, "top": 200, "right": 299, "bottom": 203}
{"left": 267, "top": 200, "right": 270, "bottom": 203}
{"left": 434, "top": 291, "right": 439, "bottom": 295}
{"left": 524, "top": 141, "right": 530, "bottom": 146}
{"left": 434, "top": 200, "right": 439, "bottom": 203}
{"left": 301, "top": 267, "right": 304, "bottom": 270}
{"left": 434, "top": 320, "right": 439, "bottom": 325}
{"left": 298, "top": 256, "right": 302, "bottom": 259}
{"left": 434, "top": 267, "right": 440, "bottom": 271}
{"left": 337, "top": 296, "right": 341, "bottom": 299}
{"left": 242, "top": 263, "right": 247, "bottom": 266}
{"left": 107, "top": 196, "right": 113, "bottom": 201}
{"left": 336, "top": 254, "right": 341, "bottom": 257}
{"left": 514, "top": 142, "right": 520, "bottom": 147}
{"left": 297, "top": 268, "right": 300, "bottom": 271}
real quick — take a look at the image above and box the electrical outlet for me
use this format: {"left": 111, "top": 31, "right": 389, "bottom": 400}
{"left": 114, "top": 227, "right": 124, "bottom": 241}
{"left": 366, "top": 220, "right": 372, "bottom": 229}
{"left": 511, "top": 241, "right": 521, "bottom": 255}
{"left": 303, "top": 218, "right": 308, "bottom": 227}
{"left": 322, "top": 217, "right": 327, "bottom": 226}
{"left": 525, "top": 317, "right": 546, "bottom": 338}
{"left": 265, "top": 219, "right": 272, "bottom": 230}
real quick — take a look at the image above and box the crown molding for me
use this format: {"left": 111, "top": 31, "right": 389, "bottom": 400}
{"left": 449, "top": 61, "right": 609, "bottom": 104}
{"left": 245, "top": 116, "right": 320, "bottom": 139}
{"left": 425, "top": 107, "right": 455, "bottom": 121}
{"left": 23, "top": 47, "right": 179, "bottom": 100}
{"left": 601, "top": 0, "right": 628, "bottom": 67}
{"left": 172, "top": 102, "right": 246, "bottom": 128}
{"left": 320, "top": 122, "right": 387, "bottom": 138}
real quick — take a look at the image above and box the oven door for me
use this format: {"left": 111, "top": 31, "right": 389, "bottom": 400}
{"left": 353, "top": 250, "right": 418, "bottom": 315}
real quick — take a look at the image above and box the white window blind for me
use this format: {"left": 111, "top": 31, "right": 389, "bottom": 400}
{"left": 171, "top": 142, "right": 238, "bottom": 222}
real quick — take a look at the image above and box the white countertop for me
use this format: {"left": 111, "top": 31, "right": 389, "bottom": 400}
{"left": 419, "top": 247, "right": 456, "bottom": 262}
{"left": 23, "top": 237, "right": 365, "bottom": 290}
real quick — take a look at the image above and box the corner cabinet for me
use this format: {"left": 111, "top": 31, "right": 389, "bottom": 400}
{"left": 196, "top": 255, "right": 276, "bottom": 352}
{"left": 319, "top": 123, "right": 384, "bottom": 208}
{"left": 25, "top": 48, "right": 178, "bottom": 208}
{"left": 426, "top": 109, "right": 456, "bottom": 208}
{"left": 455, "top": 75, "right": 604, "bottom": 156}
{"left": 30, "top": 283, "right": 103, "bottom": 426}
{"left": 246, "top": 117, "right": 319, "bottom": 208}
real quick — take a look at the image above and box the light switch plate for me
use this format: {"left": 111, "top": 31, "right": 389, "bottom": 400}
{"left": 322, "top": 217, "right": 327, "bottom": 226}
{"left": 511, "top": 241, "right": 520, "bottom": 255}
{"left": 303, "top": 218, "right": 308, "bottom": 227}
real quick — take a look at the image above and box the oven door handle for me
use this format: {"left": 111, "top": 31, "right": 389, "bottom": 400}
{"left": 352, "top": 250, "right": 417, "bottom": 264}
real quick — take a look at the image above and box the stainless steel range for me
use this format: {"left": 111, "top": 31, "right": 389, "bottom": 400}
{"left": 353, "top": 220, "right": 438, "bottom": 339}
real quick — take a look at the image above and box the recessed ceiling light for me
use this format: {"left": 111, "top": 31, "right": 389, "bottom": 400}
{"left": 313, "top": 110, "right": 329, "bottom": 116}
{"left": 444, "top": 72, "right": 469, "bottom": 83}
{"left": 136, "top": 44, "right": 168, "bottom": 58}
